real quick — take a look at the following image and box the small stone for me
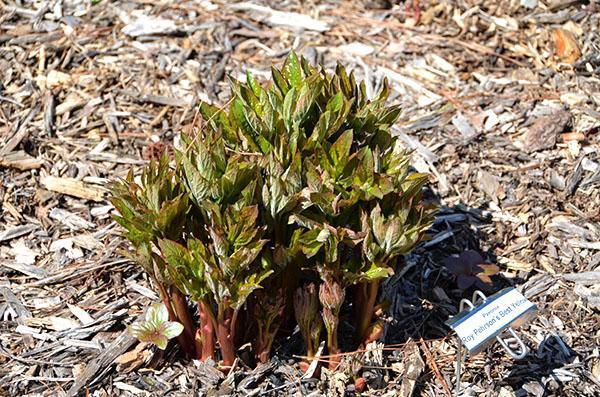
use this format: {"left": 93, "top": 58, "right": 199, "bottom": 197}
{"left": 548, "top": 170, "right": 566, "bottom": 190}
{"left": 520, "top": 0, "right": 538, "bottom": 9}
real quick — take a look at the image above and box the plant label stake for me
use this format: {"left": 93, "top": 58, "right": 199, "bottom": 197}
{"left": 445, "top": 288, "right": 537, "bottom": 395}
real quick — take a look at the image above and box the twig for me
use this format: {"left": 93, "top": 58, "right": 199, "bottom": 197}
{"left": 419, "top": 338, "right": 452, "bottom": 397}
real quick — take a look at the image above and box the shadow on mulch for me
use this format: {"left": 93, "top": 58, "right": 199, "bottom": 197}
{"left": 502, "top": 334, "right": 579, "bottom": 396}
{"left": 371, "top": 199, "right": 585, "bottom": 397}
{"left": 378, "top": 196, "right": 527, "bottom": 395}
{"left": 384, "top": 204, "right": 506, "bottom": 339}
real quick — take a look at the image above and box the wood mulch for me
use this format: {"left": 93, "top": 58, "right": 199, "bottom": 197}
{"left": 1, "top": 1, "right": 599, "bottom": 396}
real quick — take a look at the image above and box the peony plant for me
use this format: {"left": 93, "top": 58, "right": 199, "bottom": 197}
{"left": 111, "top": 52, "right": 434, "bottom": 372}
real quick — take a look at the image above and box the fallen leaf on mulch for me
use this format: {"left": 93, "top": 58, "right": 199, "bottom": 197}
{"left": 444, "top": 250, "right": 500, "bottom": 290}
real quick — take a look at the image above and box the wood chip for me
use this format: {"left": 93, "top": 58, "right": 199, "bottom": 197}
{"left": 0, "top": 103, "right": 40, "bottom": 155}
{"left": 0, "top": 151, "right": 42, "bottom": 170}
{"left": 520, "top": 110, "right": 572, "bottom": 153}
{"left": 1, "top": 260, "right": 48, "bottom": 279}
{"left": 65, "top": 329, "right": 137, "bottom": 397}
{"left": 49, "top": 208, "right": 95, "bottom": 231}
{"left": 0, "top": 224, "right": 38, "bottom": 242}
{"left": 392, "top": 342, "right": 425, "bottom": 396}
{"left": 41, "top": 176, "right": 107, "bottom": 201}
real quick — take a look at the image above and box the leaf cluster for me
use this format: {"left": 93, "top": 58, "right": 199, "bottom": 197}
{"left": 128, "top": 303, "right": 184, "bottom": 350}
{"left": 111, "top": 52, "right": 435, "bottom": 368}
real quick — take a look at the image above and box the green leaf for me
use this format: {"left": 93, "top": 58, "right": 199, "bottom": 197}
{"left": 199, "top": 102, "right": 236, "bottom": 142}
{"left": 271, "top": 66, "right": 289, "bottom": 95}
{"left": 336, "top": 64, "right": 353, "bottom": 96}
{"left": 290, "top": 229, "right": 324, "bottom": 259}
{"left": 293, "top": 78, "right": 319, "bottom": 125}
{"left": 232, "top": 99, "right": 262, "bottom": 152}
{"left": 156, "top": 195, "right": 188, "bottom": 235}
{"left": 151, "top": 334, "right": 170, "bottom": 350}
{"left": 233, "top": 269, "right": 273, "bottom": 310}
{"left": 401, "top": 173, "right": 429, "bottom": 198}
{"left": 329, "top": 130, "right": 353, "bottom": 172}
{"left": 158, "top": 239, "right": 188, "bottom": 268}
{"left": 282, "top": 87, "right": 297, "bottom": 131}
{"left": 128, "top": 322, "right": 153, "bottom": 340}
{"left": 326, "top": 92, "right": 344, "bottom": 113}
{"left": 283, "top": 50, "right": 303, "bottom": 87}
{"left": 316, "top": 228, "right": 330, "bottom": 243}
{"left": 180, "top": 155, "right": 210, "bottom": 203}
{"left": 370, "top": 205, "right": 386, "bottom": 245}
{"left": 350, "top": 262, "right": 394, "bottom": 284}
{"left": 246, "top": 71, "right": 264, "bottom": 98}
{"left": 128, "top": 303, "right": 184, "bottom": 350}
{"left": 147, "top": 302, "right": 169, "bottom": 328}
{"left": 310, "top": 110, "right": 332, "bottom": 144}
{"left": 160, "top": 321, "right": 184, "bottom": 339}
{"left": 378, "top": 105, "right": 401, "bottom": 125}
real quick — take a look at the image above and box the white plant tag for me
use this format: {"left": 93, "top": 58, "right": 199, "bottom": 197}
{"left": 446, "top": 288, "right": 537, "bottom": 353}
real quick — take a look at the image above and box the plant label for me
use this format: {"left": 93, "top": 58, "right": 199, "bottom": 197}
{"left": 446, "top": 288, "right": 537, "bottom": 354}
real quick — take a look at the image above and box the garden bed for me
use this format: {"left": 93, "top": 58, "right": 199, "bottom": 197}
{"left": 1, "top": 1, "right": 599, "bottom": 396}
